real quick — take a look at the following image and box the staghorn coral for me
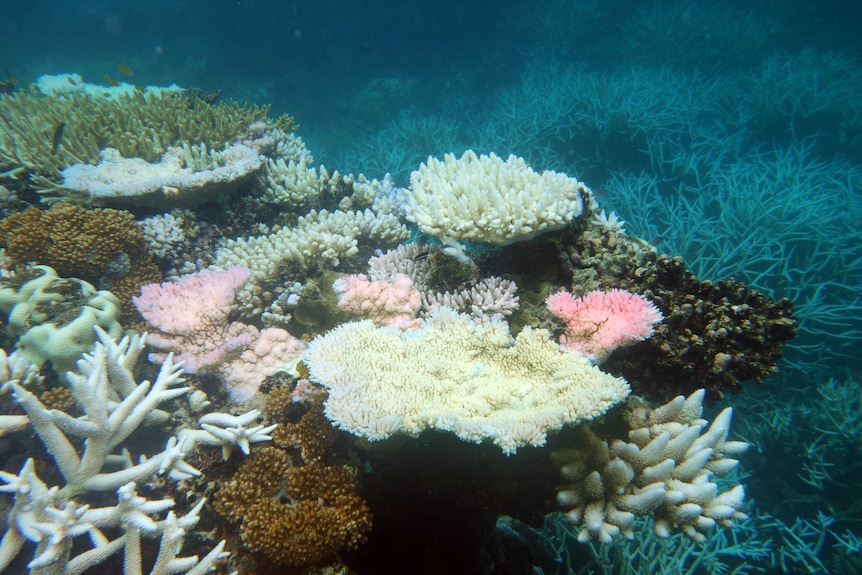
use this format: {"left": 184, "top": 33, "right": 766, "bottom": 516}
{"left": 553, "top": 389, "right": 749, "bottom": 543}
{"left": 0, "top": 204, "right": 162, "bottom": 319}
{"left": 0, "top": 87, "right": 294, "bottom": 184}
{"left": 213, "top": 446, "right": 371, "bottom": 568}
{"left": 0, "top": 330, "right": 244, "bottom": 575}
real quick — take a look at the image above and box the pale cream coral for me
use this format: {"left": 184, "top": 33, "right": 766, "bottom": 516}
{"left": 260, "top": 157, "right": 354, "bottom": 208}
{"left": 553, "top": 389, "right": 749, "bottom": 543}
{"left": 303, "top": 308, "right": 630, "bottom": 454}
{"left": 404, "top": 150, "right": 590, "bottom": 245}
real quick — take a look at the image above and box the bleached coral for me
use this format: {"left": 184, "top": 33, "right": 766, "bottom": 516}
{"left": 334, "top": 273, "right": 423, "bottom": 329}
{"left": 0, "top": 265, "right": 123, "bottom": 373}
{"left": 424, "top": 276, "right": 519, "bottom": 320}
{"left": 214, "top": 209, "right": 409, "bottom": 318}
{"left": 0, "top": 329, "right": 250, "bottom": 574}
{"left": 303, "top": 308, "right": 630, "bottom": 454}
{"left": 60, "top": 142, "right": 263, "bottom": 207}
{"left": 138, "top": 210, "right": 200, "bottom": 261}
{"left": 404, "top": 150, "right": 591, "bottom": 245}
{"left": 261, "top": 157, "right": 354, "bottom": 208}
{"left": 366, "top": 242, "right": 433, "bottom": 289}
{"left": 553, "top": 389, "right": 749, "bottom": 543}
{"left": 35, "top": 72, "right": 183, "bottom": 100}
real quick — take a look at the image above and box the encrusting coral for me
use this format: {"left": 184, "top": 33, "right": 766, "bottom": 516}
{"left": 553, "top": 389, "right": 749, "bottom": 543}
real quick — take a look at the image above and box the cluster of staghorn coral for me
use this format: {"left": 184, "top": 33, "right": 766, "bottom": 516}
{"left": 212, "top": 382, "right": 371, "bottom": 572}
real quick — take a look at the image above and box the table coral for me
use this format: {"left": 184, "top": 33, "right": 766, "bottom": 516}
{"left": 0, "top": 87, "right": 293, "bottom": 185}
{"left": 60, "top": 143, "right": 263, "bottom": 208}
{"left": 303, "top": 307, "right": 630, "bottom": 454}
{"left": 213, "top": 446, "right": 372, "bottom": 568}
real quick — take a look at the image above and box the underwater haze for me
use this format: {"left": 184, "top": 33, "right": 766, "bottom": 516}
{"left": 1, "top": 0, "right": 862, "bottom": 574}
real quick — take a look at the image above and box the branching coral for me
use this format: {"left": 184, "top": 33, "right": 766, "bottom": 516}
{"left": 553, "top": 390, "right": 749, "bottom": 543}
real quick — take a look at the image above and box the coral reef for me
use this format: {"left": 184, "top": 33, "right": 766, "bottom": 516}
{"left": 554, "top": 390, "right": 748, "bottom": 543}
{"left": 303, "top": 307, "right": 630, "bottom": 454}
{"left": 403, "top": 150, "right": 592, "bottom": 245}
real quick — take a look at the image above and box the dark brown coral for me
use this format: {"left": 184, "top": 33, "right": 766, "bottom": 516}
{"left": 558, "top": 225, "right": 796, "bottom": 399}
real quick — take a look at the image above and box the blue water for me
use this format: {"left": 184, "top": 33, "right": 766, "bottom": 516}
{"left": 1, "top": 1, "right": 861, "bottom": 574}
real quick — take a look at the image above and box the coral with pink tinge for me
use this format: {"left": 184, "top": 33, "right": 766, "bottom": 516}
{"left": 333, "top": 273, "right": 422, "bottom": 329}
{"left": 546, "top": 288, "right": 663, "bottom": 362}
{"left": 133, "top": 266, "right": 305, "bottom": 402}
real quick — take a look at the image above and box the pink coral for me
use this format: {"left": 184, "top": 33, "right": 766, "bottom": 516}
{"left": 133, "top": 267, "right": 305, "bottom": 402}
{"left": 334, "top": 273, "right": 422, "bottom": 329}
{"left": 546, "top": 289, "right": 663, "bottom": 362}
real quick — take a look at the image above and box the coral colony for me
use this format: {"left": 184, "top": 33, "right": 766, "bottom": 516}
{"left": 0, "top": 72, "right": 814, "bottom": 575}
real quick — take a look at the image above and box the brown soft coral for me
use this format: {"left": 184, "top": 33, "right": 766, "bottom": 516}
{"left": 213, "top": 446, "right": 372, "bottom": 569}
{"left": 0, "top": 204, "right": 162, "bottom": 319}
